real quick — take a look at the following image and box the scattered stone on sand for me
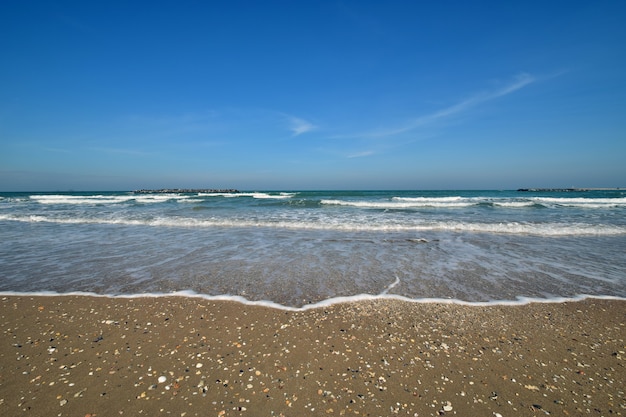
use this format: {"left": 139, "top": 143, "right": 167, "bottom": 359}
{"left": 0, "top": 296, "right": 624, "bottom": 416}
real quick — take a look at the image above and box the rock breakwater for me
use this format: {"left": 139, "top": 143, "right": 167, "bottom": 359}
{"left": 132, "top": 188, "right": 240, "bottom": 194}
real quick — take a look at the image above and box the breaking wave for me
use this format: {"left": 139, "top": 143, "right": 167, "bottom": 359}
{"left": 1, "top": 213, "right": 624, "bottom": 236}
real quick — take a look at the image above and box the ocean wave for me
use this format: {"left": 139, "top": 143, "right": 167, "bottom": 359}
{"left": 199, "top": 192, "right": 296, "bottom": 199}
{"left": 2, "top": 213, "right": 624, "bottom": 236}
{"left": 322, "top": 196, "right": 626, "bottom": 210}
{"left": 491, "top": 201, "right": 537, "bottom": 208}
{"left": 324, "top": 197, "right": 536, "bottom": 209}
{"left": 27, "top": 192, "right": 296, "bottom": 204}
{"left": 392, "top": 196, "right": 464, "bottom": 202}
{"left": 323, "top": 198, "right": 476, "bottom": 209}
{"left": 18, "top": 193, "right": 626, "bottom": 209}
{"left": 0, "top": 290, "right": 624, "bottom": 312}
{"left": 29, "top": 194, "right": 192, "bottom": 205}
{"left": 530, "top": 197, "right": 626, "bottom": 208}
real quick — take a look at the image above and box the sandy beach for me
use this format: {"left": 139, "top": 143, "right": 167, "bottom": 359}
{"left": 1, "top": 296, "right": 624, "bottom": 416}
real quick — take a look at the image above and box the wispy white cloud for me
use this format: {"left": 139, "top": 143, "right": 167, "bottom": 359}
{"left": 88, "top": 146, "right": 155, "bottom": 157}
{"left": 121, "top": 109, "right": 318, "bottom": 143}
{"left": 411, "top": 73, "right": 535, "bottom": 124}
{"left": 338, "top": 73, "right": 536, "bottom": 139}
{"left": 288, "top": 116, "right": 317, "bottom": 137}
{"left": 347, "top": 150, "right": 375, "bottom": 158}
{"left": 42, "top": 146, "right": 74, "bottom": 154}
{"left": 124, "top": 110, "right": 221, "bottom": 137}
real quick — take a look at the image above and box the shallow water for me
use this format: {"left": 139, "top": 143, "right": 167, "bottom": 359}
{"left": 1, "top": 190, "right": 625, "bottom": 307}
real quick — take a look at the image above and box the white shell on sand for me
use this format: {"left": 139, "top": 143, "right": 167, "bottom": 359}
{"left": 158, "top": 375, "right": 167, "bottom": 383}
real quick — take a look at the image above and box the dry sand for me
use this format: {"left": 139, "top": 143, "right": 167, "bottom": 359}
{"left": 0, "top": 295, "right": 624, "bottom": 416}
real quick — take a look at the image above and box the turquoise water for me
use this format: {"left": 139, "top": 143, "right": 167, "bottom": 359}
{"left": 1, "top": 190, "right": 625, "bottom": 307}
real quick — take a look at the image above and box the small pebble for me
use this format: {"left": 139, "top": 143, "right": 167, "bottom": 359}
{"left": 158, "top": 376, "right": 167, "bottom": 383}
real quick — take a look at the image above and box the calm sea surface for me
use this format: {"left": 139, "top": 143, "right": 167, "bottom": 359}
{"left": 1, "top": 190, "right": 625, "bottom": 307}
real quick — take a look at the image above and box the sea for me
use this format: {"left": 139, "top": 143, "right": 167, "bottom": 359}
{"left": 1, "top": 189, "right": 625, "bottom": 309}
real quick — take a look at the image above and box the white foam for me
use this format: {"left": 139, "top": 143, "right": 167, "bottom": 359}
{"left": 19, "top": 193, "right": 626, "bottom": 211}
{"left": 392, "top": 196, "right": 464, "bottom": 202}
{"left": 531, "top": 196, "right": 626, "bottom": 208}
{"left": 380, "top": 276, "right": 401, "bottom": 294}
{"left": 322, "top": 199, "right": 476, "bottom": 209}
{"left": 321, "top": 196, "right": 626, "bottom": 210}
{"left": 30, "top": 194, "right": 191, "bottom": 205}
{"left": 492, "top": 201, "right": 536, "bottom": 208}
{"left": 199, "top": 192, "right": 295, "bottom": 199}
{"left": 0, "top": 290, "right": 623, "bottom": 312}
{"left": 2, "top": 213, "right": 624, "bottom": 236}
{"left": 249, "top": 192, "right": 295, "bottom": 199}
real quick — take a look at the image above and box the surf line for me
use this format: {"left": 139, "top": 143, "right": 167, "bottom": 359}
{"left": 380, "top": 276, "right": 401, "bottom": 295}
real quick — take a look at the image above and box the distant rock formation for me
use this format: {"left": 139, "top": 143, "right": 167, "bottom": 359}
{"left": 517, "top": 188, "right": 622, "bottom": 192}
{"left": 517, "top": 188, "right": 582, "bottom": 192}
{"left": 132, "top": 188, "right": 240, "bottom": 194}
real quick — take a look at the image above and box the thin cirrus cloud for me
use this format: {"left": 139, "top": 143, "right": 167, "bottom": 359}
{"left": 347, "top": 150, "right": 375, "bottom": 158}
{"left": 340, "top": 73, "right": 536, "bottom": 139}
{"left": 87, "top": 146, "right": 156, "bottom": 157}
{"left": 288, "top": 116, "right": 317, "bottom": 137}
{"left": 112, "top": 110, "right": 316, "bottom": 147}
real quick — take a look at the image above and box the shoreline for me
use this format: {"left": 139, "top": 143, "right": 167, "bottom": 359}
{"left": 1, "top": 295, "right": 624, "bottom": 416}
{"left": 1, "top": 291, "right": 625, "bottom": 312}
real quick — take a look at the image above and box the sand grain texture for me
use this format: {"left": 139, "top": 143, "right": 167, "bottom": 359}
{"left": 1, "top": 296, "right": 624, "bottom": 416}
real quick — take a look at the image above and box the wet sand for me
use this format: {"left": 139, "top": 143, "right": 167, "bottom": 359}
{"left": 1, "top": 295, "right": 624, "bottom": 416}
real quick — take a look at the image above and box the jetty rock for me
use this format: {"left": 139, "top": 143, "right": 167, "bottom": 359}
{"left": 132, "top": 188, "right": 240, "bottom": 194}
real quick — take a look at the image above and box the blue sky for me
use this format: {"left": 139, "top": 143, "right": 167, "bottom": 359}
{"left": 1, "top": 1, "right": 625, "bottom": 190}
